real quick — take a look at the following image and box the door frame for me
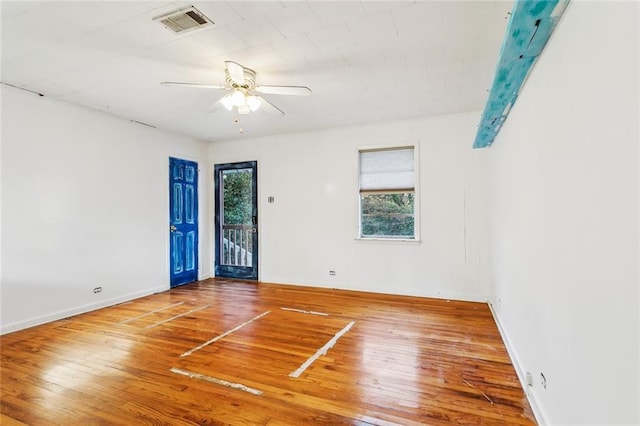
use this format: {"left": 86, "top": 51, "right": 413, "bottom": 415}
{"left": 214, "top": 161, "right": 258, "bottom": 280}
{"left": 169, "top": 157, "right": 199, "bottom": 288}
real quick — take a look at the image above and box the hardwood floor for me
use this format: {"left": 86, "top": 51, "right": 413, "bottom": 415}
{"left": 1, "top": 279, "right": 535, "bottom": 425}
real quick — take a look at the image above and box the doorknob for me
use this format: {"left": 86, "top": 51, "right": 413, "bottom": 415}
{"left": 170, "top": 225, "right": 177, "bottom": 232}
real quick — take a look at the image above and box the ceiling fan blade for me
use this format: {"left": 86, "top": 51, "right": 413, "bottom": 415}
{"left": 225, "top": 61, "right": 245, "bottom": 85}
{"left": 257, "top": 96, "right": 284, "bottom": 115}
{"left": 161, "top": 82, "right": 227, "bottom": 90}
{"left": 255, "top": 85, "right": 311, "bottom": 96}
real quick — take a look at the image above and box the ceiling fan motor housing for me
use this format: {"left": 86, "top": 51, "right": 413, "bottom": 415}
{"left": 226, "top": 67, "right": 256, "bottom": 90}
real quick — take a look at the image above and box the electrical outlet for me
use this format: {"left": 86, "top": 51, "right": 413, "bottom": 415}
{"left": 525, "top": 372, "right": 533, "bottom": 387}
{"left": 93, "top": 286, "right": 102, "bottom": 294}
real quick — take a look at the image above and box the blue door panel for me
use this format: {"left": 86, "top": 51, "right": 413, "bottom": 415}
{"left": 170, "top": 157, "right": 198, "bottom": 287}
{"left": 172, "top": 232, "right": 184, "bottom": 274}
{"left": 173, "top": 164, "right": 183, "bottom": 180}
{"left": 173, "top": 183, "right": 183, "bottom": 224}
{"left": 186, "top": 166, "right": 195, "bottom": 182}
{"left": 186, "top": 231, "right": 196, "bottom": 271}
{"left": 185, "top": 185, "right": 195, "bottom": 224}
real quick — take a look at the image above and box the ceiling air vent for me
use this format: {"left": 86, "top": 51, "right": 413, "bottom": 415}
{"left": 153, "top": 6, "right": 213, "bottom": 34}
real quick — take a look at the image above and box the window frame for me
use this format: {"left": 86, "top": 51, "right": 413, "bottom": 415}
{"left": 356, "top": 143, "right": 420, "bottom": 242}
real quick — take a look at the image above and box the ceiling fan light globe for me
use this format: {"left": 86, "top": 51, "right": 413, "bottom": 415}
{"left": 246, "top": 95, "right": 261, "bottom": 111}
{"left": 220, "top": 94, "right": 234, "bottom": 111}
{"left": 231, "top": 90, "right": 245, "bottom": 107}
{"left": 237, "top": 104, "right": 251, "bottom": 115}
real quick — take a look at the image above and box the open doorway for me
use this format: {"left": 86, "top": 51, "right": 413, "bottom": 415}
{"left": 214, "top": 161, "right": 258, "bottom": 280}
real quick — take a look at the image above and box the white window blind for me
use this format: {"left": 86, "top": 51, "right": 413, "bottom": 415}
{"left": 359, "top": 147, "right": 414, "bottom": 191}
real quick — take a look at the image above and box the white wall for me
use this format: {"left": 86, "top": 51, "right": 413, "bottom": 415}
{"left": 0, "top": 85, "right": 210, "bottom": 333}
{"left": 487, "top": 2, "right": 639, "bottom": 424}
{"left": 209, "top": 112, "right": 491, "bottom": 301}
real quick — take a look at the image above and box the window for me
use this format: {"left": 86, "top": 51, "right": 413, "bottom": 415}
{"left": 359, "top": 146, "right": 416, "bottom": 239}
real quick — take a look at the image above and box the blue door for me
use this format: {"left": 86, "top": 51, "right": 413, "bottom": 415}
{"left": 214, "top": 161, "right": 258, "bottom": 280}
{"left": 169, "top": 157, "right": 198, "bottom": 287}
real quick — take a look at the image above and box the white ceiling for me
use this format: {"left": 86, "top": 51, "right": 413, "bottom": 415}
{"left": 1, "top": 1, "right": 513, "bottom": 142}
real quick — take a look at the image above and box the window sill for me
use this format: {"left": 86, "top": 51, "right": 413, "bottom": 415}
{"left": 355, "top": 237, "right": 421, "bottom": 243}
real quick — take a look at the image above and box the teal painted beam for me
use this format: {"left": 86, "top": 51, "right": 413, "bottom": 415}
{"left": 473, "top": 0, "right": 569, "bottom": 149}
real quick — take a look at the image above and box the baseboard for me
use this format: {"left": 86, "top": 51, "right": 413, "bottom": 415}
{"left": 0, "top": 285, "right": 167, "bottom": 335}
{"left": 488, "top": 302, "right": 546, "bottom": 425}
{"left": 261, "top": 278, "right": 489, "bottom": 304}
{"left": 427, "top": 290, "right": 487, "bottom": 303}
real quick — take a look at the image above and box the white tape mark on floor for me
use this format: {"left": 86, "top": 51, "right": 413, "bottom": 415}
{"left": 119, "top": 302, "right": 184, "bottom": 324}
{"left": 181, "top": 310, "right": 271, "bottom": 357}
{"left": 289, "top": 320, "right": 355, "bottom": 378}
{"left": 170, "top": 367, "right": 263, "bottom": 395}
{"left": 145, "top": 305, "right": 211, "bottom": 329}
{"left": 280, "top": 307, "right": 329, "bottom": 316}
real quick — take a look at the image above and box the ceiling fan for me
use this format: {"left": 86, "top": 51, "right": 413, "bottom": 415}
{"left": 161, "top": 61, "right": 311, "bottom": 115}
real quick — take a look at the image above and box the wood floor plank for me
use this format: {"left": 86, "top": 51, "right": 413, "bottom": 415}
{"left": 0, "top": 413, "right": 28, "bottom": 426}
{"left": 1, "top": 278, "right": 536, "bottom": 425}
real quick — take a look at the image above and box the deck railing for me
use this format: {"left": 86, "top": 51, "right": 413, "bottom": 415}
{"left": 222, "top": 224, "right": 253, "bottom": 266}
